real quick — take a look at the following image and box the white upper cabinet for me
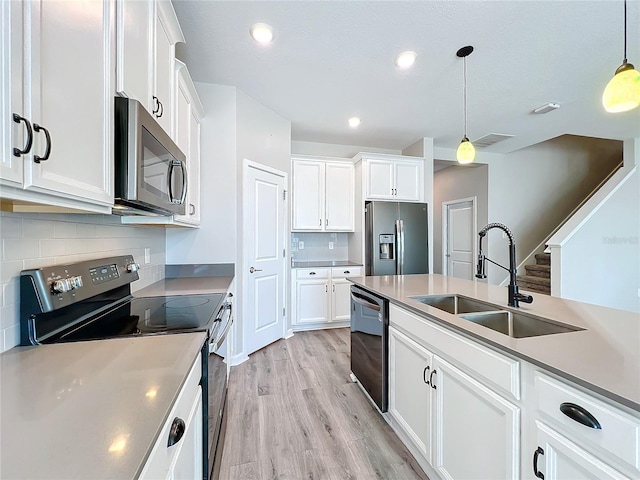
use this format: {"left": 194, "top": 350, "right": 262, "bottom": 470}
{"left": 291, "top": 156, "right": 355, "bottom": 232}
{"left": 359, "top": 154, "right": 424, "bottom": 202}
{"left": 1, "top": 0, "right": 114, "bottom": 213}
{"left": 116, "top": 0, "right": 184, "bottom": 139}
{"left": 116, "top": 0, "right": 152, "bottom": 108}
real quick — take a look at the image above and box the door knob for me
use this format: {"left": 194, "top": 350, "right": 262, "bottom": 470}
{"left": 249, "top": 267, "right": 263, "bottom": 273}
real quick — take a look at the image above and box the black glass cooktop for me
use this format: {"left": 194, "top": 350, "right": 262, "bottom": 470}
{"left": 44, "top": 293, "right": 225, "bottom": 343}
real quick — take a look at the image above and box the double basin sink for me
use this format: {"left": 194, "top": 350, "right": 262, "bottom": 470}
{"left": 410, "top": 294, "right": 583, "bottom": 338}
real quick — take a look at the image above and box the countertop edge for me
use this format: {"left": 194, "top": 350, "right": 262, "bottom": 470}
{"left": 349, "top": 276, "right": 640, "bottom": 413}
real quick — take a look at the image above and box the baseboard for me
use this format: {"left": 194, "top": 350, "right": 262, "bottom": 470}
{"left": 292, "top": 321, "right": 349, "bottom": 332}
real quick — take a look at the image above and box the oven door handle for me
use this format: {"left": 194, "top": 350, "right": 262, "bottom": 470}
{"left": 212, "top": 303, "right": 233, "bottom": 351}
{"left": 350, "top": 291, "right": 381, "bottom": 312}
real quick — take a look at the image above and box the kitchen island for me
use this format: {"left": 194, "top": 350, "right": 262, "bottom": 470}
{"left": 349, "top": 274, "right": 640, "bottom": 480}
{"left": 0, "top": 332, "right": 206, "bottom": 479}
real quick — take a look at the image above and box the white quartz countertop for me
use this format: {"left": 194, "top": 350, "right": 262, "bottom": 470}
{"left": 350, "top": 274, "right": 640, "bottom": 412}
{"left": 0, "top": 332, "right": 206, "bottom": 479}
{"left": 134, "top": 276, "right": 233, "bottom": 297}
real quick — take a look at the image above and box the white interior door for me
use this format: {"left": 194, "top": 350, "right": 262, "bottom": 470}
{"left": 244, "top": 163, "right": 286, "bottom": 355}
{"left": 445, "top": 200, "right": 475, "bottom": 280}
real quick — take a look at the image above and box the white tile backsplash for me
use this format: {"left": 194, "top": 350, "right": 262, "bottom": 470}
{"left": 0, "top": 211, "right": 166, "bottom": 352}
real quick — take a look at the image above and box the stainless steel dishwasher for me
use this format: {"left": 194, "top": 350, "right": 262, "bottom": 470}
{"left": 350, "top": 285, "right": 388, "bottom": 412}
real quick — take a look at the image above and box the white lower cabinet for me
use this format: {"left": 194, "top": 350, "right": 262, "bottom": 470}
{"left": 388, "top": 304, "right": 519, "bottom": 480}
{"left": 140, "top": 356, "right": 203, "bottom": 480}
{"left": 432, "top": 355, "right": 519, "bottom": 480}
{"left": 292, "top": 266, "right": 362, "bottom": 328}
{"left": 388, "top": 327, "right": 433, "bottom": 464}
{"left": 534, "top": 421, "right": 628, "bottom": 480}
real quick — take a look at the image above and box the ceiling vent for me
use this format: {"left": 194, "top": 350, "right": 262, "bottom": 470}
{"left": 471, "top": 133, "right": 514, "bottom": 148}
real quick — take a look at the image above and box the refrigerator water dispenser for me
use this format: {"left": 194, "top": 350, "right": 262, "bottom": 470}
{"left": 379, "top": 234, "right": 395, "bottom": 260}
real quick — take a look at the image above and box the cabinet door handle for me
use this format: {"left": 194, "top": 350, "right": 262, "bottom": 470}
{"left": 429, "top": 369, "right": 437, "bottom": 389}
{"left": 332, "top": 284, "right": 335, "bottom": 292}
{"left": 33, "top": 124, "right": 51, "bottom": 163}
{"left": 533, "top": 447, "right": 544, "bottom": 479}
{"left": 157, "top": 100, "right": 164, "bottom": 118}
{"left": 152, "top": 95, "right": 159, "bottom": 114}
{"left": 325, "top": 285, "right": 328, "bottom": 293}
{"left": 423, "top": 365, "right": 431, "bottom": 385}
{"left": 190, "top": 203, "right": 196, "bottom": 215}
{"left": 167, "top": 417, "right": 186, "bottom": 447}
{"left": 12, "top": 114, "right": 33, "bottom": 157}
{"left": 325, "top": 218, "right": 328, "bottom": 226}
{"left": 559, "top": 402, "right": 602, "bottom": 429}
{"left": 319, "top": 219, "right": 322, "bottom": 226}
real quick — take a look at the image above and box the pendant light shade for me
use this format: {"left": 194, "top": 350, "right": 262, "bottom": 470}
{"left": 456, "top": 137, "right": 476, "bottom": 164}
{"left": 603, "top": 0, "right": 640, "bottom": 113}
{"left": 456, "top": 46, "right": 475, "bottom": 164}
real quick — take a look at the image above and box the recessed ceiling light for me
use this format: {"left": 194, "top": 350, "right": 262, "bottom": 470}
{"left": 349, "top": 117, "right": 361, "bottom": 128}
{"left": 395, "top": 51, "right": 417, "bottom": 69}
{"left": 250, "top": 23, "right": 273, "bottom": 44}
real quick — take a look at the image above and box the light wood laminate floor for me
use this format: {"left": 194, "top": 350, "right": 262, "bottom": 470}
{"left": 219, "top": 328, "right": 429, "bottom": 480}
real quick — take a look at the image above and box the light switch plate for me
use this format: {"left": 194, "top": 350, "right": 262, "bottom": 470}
{"left": 329, "top": 242, "right": 334, "bottom": 250}
{"left": 299, "top": 241, "right": 304, "bottom": 250}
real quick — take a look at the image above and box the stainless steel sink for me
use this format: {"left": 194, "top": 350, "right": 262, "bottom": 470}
{"left": 459, "top": 311, "right": 583, "bottom": 338}
{"left": 410, "top": 294, "right": 497, "bottom": 314}
{"left": 411, "top": 294, "right": 583, "bottom": 339}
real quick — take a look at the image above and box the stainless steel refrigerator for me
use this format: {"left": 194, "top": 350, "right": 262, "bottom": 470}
{"left": 365, "top": 201, "right": 429, "bottom": 275}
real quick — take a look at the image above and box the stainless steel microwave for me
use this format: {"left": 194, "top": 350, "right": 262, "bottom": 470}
{"left": 113, "top": 97, "right": 187, "bottom": 216}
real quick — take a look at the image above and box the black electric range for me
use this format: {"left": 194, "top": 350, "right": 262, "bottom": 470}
{"left": 19, "top": 255, "right": 232, "bottom": 480}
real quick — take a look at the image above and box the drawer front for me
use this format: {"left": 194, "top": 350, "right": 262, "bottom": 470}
{"left": 296, "top": 268, "right": 329, "bottom": 279}
{"left": 535, "top": 371, "right": 640, "bottom": 473}
{"left": 331, "top": 266, "right": 363, "bottom": 278}
{"left": 139, "top": 356, "right": 203, "bottom": 479}
{"left": 389, "top": 304, "right": 520, "bottom": 401}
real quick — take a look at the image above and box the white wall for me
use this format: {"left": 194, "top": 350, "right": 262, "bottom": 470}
{"left": 166, "top": 83, "right": 237, "bottom": 265}
{"left": 560, "top": 168, "right": 639, "bottom": 312}
{"left": 0, "top": 212, "right": 166, "bottom": 352}
{"left": 292, "top": 140, "right": 400, "bottom": 157}
{"left": 485, "top": 135, "right": 622, "bottom": 284}
{"left": 433, "top": 164, "right": 489, "bottom": 274}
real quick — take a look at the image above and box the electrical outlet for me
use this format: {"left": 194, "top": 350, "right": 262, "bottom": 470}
{"left": 299, "top": 241, "right": 304, "bottom": 250}
{"left": 329, "top": 242, "right": 334, "bottom": 250}
{"left": 144, "top": 248, "right": 151, "bottom": 264}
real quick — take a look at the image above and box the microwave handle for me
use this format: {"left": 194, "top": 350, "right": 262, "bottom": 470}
{"left": 167, "top": 160, "right": 186, "bottom": 205}
{"left": 179, "top": 160, "right": 188, "bottom": 205}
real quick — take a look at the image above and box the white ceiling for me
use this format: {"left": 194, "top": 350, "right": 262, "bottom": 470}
{"left": 173, "top": 1, "right": 640, "bottom": 154}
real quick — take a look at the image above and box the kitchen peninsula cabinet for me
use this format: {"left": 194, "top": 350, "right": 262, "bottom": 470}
{"left": 1, "top": 0, "right": 114, "bottom": 213}
{"left": 389, "top": 305, "right": 519, "bottom": 479}
{"left": 291, "top": 156, "right": 355, "bottom": 232}
{"left": 356, "top": 153, "right": 424, "bottom": 202}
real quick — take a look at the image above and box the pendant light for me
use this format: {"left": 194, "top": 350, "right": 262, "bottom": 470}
{"left": 456, "top": 46, "right": 475, "bottom": 164}
{"left": 602, "top": 0, "right": 640, "bottom": 113}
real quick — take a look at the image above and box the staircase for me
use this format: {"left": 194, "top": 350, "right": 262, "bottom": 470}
{"left": 517, "top": 253, "right": 551, "bottom": 295}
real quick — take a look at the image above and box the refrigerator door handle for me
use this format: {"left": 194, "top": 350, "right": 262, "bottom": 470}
{"left": 398, "top": 219, "right": 405, "bottom": 274}
{"left": 394, "top": 220, "right": 400, "bottom": 274}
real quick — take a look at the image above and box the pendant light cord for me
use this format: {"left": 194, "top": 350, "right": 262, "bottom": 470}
{"left": 463, "top": 56, "right": 468, "bottom": 138}
{"left": 624, "top": 0, "right": 628, "bottom": 62}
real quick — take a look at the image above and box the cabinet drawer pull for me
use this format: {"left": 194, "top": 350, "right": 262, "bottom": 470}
{"left": 423, "top": 365, "right": 431, "bottom": 385}
{"left": 12, "top": 114, "right": 33, "bottom": 157}
{"left": 559, "top": 402, "right": 602, "bottom": 429}
{"left": 33, "top": 124, "right": 51, "bottom": 163}
{"left": 167, "top": 417, "right": 186, "bottom": 447}
{"left": 429, "top": 369, "right": 437, "bottom": 389}
{"left": 533, "top": 447, "right": 544, "bottom": 479}
{"left": 309, "top": 272, "right": 316, "bottom": 275}
{"left": 344, "top": 270, "right": 350, "bottom": 274}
